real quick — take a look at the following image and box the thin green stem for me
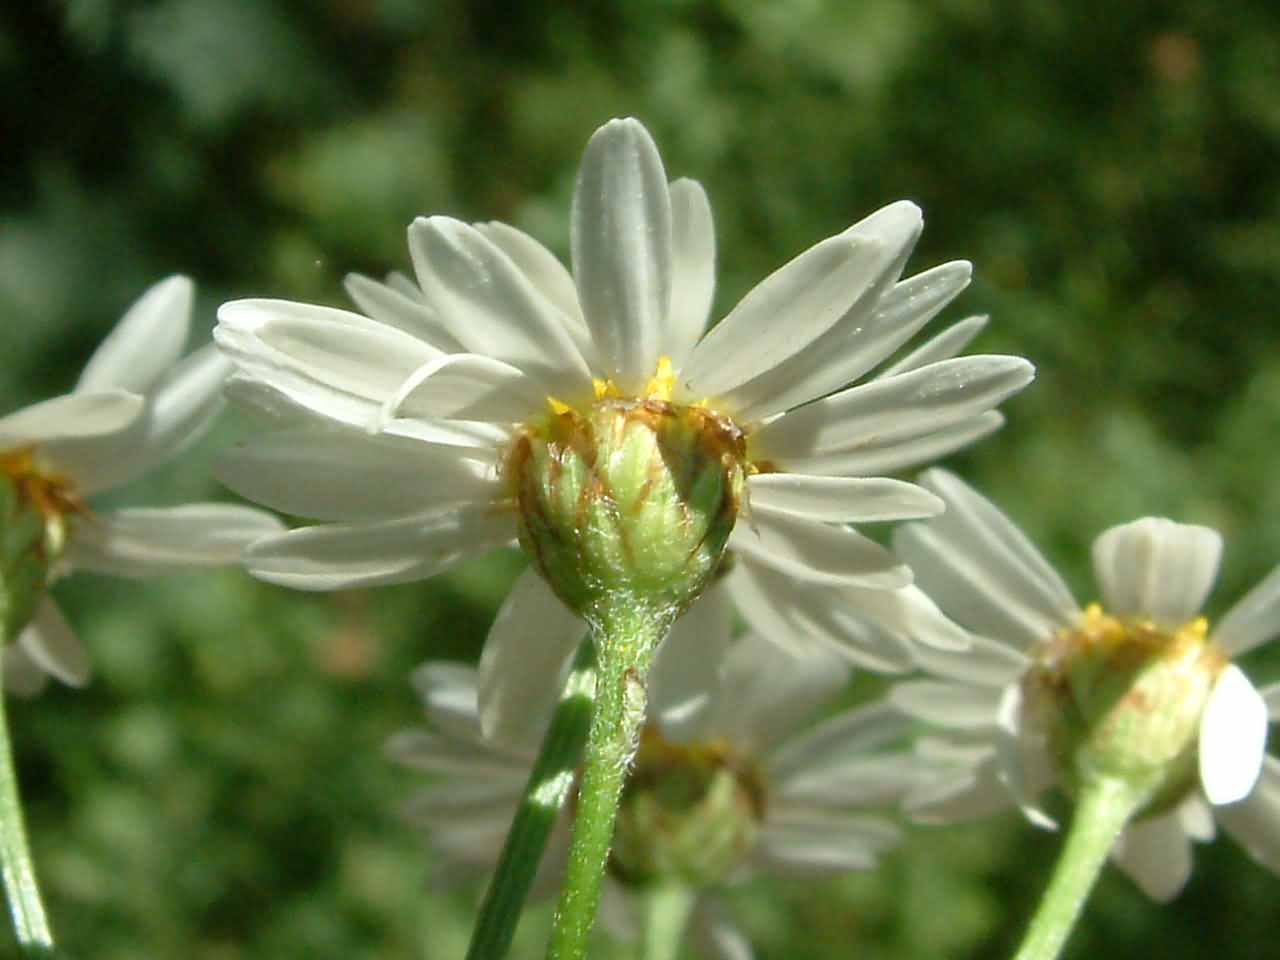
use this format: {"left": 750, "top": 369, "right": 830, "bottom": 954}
{"left": 465, "top": 638, "right": 597, "bottom": 960}
{"left": 1011, "top": 776, "right": 1145, "bottom": 960}
{"left": 640, "top": 883, "right": 695, "bottom": 960}
{"left": 546, "top": 604, "right": 666, "bottom": 960}
{"left": 0, "top": 631, "right": 54, "bottom": 954}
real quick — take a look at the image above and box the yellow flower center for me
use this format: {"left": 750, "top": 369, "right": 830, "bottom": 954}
{"left": 0, "top": 447, "right": 85, "bottom": 526}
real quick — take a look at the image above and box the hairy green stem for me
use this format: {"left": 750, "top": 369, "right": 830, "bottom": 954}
{"left": 546, "top": 602, "right": 666, "bottom": 960}
{"left": 640, "top": 882, "right": 695, "bottom": 960}
{"left": 466, "top": 638, "right": 597, "bottom": 960}
{"left": 0, "top": 630, "right": 55, "bottom": 954}
{"left": 1011, "top": 776, "right": 1145, "bottom": 960}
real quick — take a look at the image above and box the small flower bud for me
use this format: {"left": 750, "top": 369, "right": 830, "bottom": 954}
{"left": 509, "top": 396, "right": 746, "bottom": 626}
{"left": 610, "top": 731, "right": 764, "bottom": 888}
{"left": 1024, "top": 605, "right": 1224, "bottom": 812}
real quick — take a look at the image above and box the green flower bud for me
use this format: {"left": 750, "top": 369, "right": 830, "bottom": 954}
{"left": 508, "top": 393, "right": 746, "bottom": 626}
{"left": 1024, "top": 604, "right": 1225, "bottom": 813}
{"left": 610, "top": 730, "right": 764, "bottom": 888}
{"left": 0, "top": 448, "right": 75, "bottom": 638}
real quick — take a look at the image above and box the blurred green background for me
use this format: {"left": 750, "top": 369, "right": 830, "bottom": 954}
{"left": 3, "top": 0, "right": 1280, "bottom": 956}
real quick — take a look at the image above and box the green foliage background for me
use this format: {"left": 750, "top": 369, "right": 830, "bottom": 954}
{"left": 2, "top": 1, "right": 1279, "bottom": 956}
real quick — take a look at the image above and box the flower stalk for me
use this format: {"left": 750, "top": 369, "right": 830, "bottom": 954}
{"left": 640, "top": 881, "right": 696, "bottom": 960}
{"left": 466, "top": 638, "right": 597, "bottom": 960}
{"left": 546, "top": 600, "right": 669, "bottom": 960}
{"left": 1011, "top": 775, "right": 1146, "bottom": 960}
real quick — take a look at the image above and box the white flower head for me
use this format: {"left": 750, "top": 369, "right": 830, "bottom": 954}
{"left": 216, "top": 117, "right": 1031, "bottom": 739}
{"left": 388, "top": 624, "right": 924, "bottom": 957}
{"left": 892, "top": 469, "right": 1280, "bottom": 901}
{"left": 0, "top": 277, "right": 284, "bottom": 694}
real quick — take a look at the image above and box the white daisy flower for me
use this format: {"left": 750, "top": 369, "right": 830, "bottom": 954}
{"left": 890, "top": 468, "right": 1279, "bottom": 901}
{"left": 0, "top": 277, "right": 285, "bottom": 694}
{"left": 216, "top": 117, "right": 1028, "bottom": 734}
{"left": 388, "top": 626, "right": 922, "bottom": 959}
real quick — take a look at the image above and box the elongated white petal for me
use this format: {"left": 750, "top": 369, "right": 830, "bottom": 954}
{"left": 1112, "top": 813, "right": 1192, "bottom": 902}
{"left": 1212, "top": 566, "right": 1280, "bottom": 657}
{"left": 17, "top": 598, "right": 90, "bottom": 688}
{"left": 910, "top": 633, "right": 1029, "bottom": 687}
{"left": 570, "top": 118, "right": 672, "bottom": 392}
{"left": 382, "top": 415, "right": 512, "bottom": 451}
{"left": 77, "top": 276, "right": 193, "bottom": 394}
{"left": 889, "top": 681, "right": 1002, "bottom": 728}
{"left": 730, "top": 504, "right": 910, "bottom": 588}
{"left": 747, "top": 473, "right": 943, "bottom": 522}
{"left": 68, "top": 504, "right": 286, "bottom": 577}
{"left": 0, "top": 391, "right": 144, "bottom": 448}
{"left": 994, "top": 684, "right": 1058, "bottom": 830}
{"left": 751, "top": 355, "right": 1033, "bottom": 463}
{"left": 218, "top": 299, "right": 438, "bottom": 403}
{"left": 474, "top": 222, "right": 584, "bottom": 326}
{"left": 648, "top": 580, "right": 732, "bottom": 740}
{"left": 758, "top": 810, "right": 900, "bottom": 873}
{"left": 384, "top": 728, "right": 524, "bottom": 777}
{"left": 692, "top": 904, "right": 753, "bottom": 960}
{"left": 217, "top": 427, "right": 496, "bottom": 522}
{"left": 665, "top": 178, "right": 716, "bottom": 370}
{"left": 1263, "top": 683, "right": 1280, "bottom": 721}
{"left": 244, "top": 506, "right": 514, "bottom": 591}
{"left": 410, "top": 217, "right": 591, "bottom": 394}
{"left": 905, "top": 746, "right": 1015, "bottom": 824}
{"left": 381, "top": 353, "right": 544, "bottom": 425}
{"left": 409, "top": 661, "right": 486, "bottom": 744}
{"left": 1178, "top": 794, "right": 1216, "bottom": 842}
{"left": 782, "top": 411, "right": 1005, "bottom": 477}
{"left": 343, "top": 272, "right": 464, "bottom": 351}
{"left": 1217, "top": 757, "right": 1280, "bottom": 874}
{"left": 682, "top": 201, "right": 922, "bottom": 404}
{"left": 1199, "top": 664, "right": 1268, "bottom": 805}
{"left": 699, "top": 631, "right": 849, "bottom": 755}
{"left": 731, "top": 259, "right": 972, "bottom": 421}
{"left": 876, "top": 314, "right": 989, "bottom": 378}
{"left": 62, "top": 346, "right": 232, "bottom": 495}
{"left": 891, "top": 470, "right": 1078, "bottom": 650}
{"left": 775, "top": 754, "right": 926, "bottom": 808}
{"left": 478, "top": 568, "right": 585, "bottom": 751}
{"left": 1092, "top": 518, "right": 1221, "bottom": 627}
{"left": 769, "top": 701, "right": 913, "bottom": 781}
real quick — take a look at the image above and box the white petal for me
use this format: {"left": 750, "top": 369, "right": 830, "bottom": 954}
{"left": 1092, "top": 518, "right": 1221, "bottom": 627}
{"left": 875, "top": 314, "right": 989, "bottom": 379}
{"left": 473, "top": 222, "right": 584, "bottom": 326}
{"left": 1212, "top": 566, "right": 1280, "bottom": 657}
{"left": 747, "top": 473, "right": 943, "bottom": 522}
{"left": 666, "top": 178, "right": 716, "bottom": 370}
{"left": 570, "top": 118, "right": 672, "bottom": 392}
{"left": 758, "top": 810, "right": 900, "bottom": 873}
{"left": 1177, "top": 794, "right": 1216, "bottom": 842}
{"left": 905, "top": 746, "right": 1015, "bottom": 824}
{"left": 782, "top": 411, "right": 1005, "bottom": 477}
{"left": 409, "top": 661, "right": 485, "bottom": 744}
{"left": 731, "top": 259, "right": 972, "bottom": 421}
{"left": 380, "top": 353, "right": 544, "bottom": 425}
{"left": 342, "top": 272, "right": 464, "bottom": 351}
{"left": 775, "top": 754, "right": 926, "bottom": 808}
{"left": 648, "top": 580, "right": 732, "bottom": 740}
{"left": 1217, "top": 756, "right": 1280, "bottom": 875}
{"left": 244, "top": 506, "right": 514, "bottom": 591}
{"left": 1199, "top": 664, "right": 1268, "bottom": 805}
{"left": 889, "top": 681, "right": 1002, "bottom": 729}
{"left": 382, "top": 415, "right": 511, "bottom": 451}
{"left": 17, "top": 598, "right": 90, "bottom": 687}
{"left": 751, "top": 355, "right": 1034, "bottom": 463}
{"left": 68, "top": 504, "right": 286, "bottom": 577}
{"left": 3, "top": 645, "right": 49, "bottom": 698}
{"left": 993, "top": 684, "right": 1058, "bottom": 830}
{"left": 0, "top": 391, "right": 144, "bottom": 449}
{"left": 384, "top": 728, "right": 522, "bottom": 778}
{"left": 681, "top": 201, "right": 922, "bottom": 406}
{"left": 62, "top": 346, "right": 232, "bottom": 495}
{"left": 76, "top": 276, "right": 193, "bottom": 394}
{"left": 216, "top": 427, "right": 497, "bottom": 522}
{"left": 1112, "top": 813, "right": 1192, "bottom": 902}
{"left": 910, "top": 633, "right": 1028, "bottom": 687}
{"left": 893, "top": 469, "right": 1079, "bottom": 648}
{"left": 699, "top": 631, "right": 849, "bottom": 755}
{"left": 409, "top": 217, "right": 591, "bottom": 394}
{"left": 729, "top": 504, "right": 911, "bottom": 588}
{"left": 769, "top": 701, "right": 913, "bottom": 781}
{"left": 692, "top": 903, "right": 754, "bottom": 960}
{"left": 478, "top": 569, "right": 586, "bottom": 751}
{"left": 217, "top": 299, "right": 438, "bottom": 403}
